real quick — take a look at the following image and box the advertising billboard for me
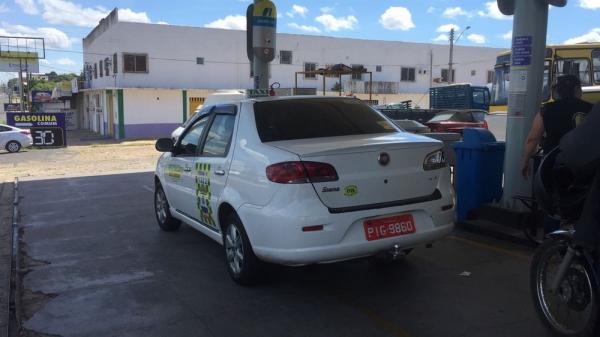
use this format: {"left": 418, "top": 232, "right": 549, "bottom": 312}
{"left": 6, "top": 112, "right": 67, "bottom": 147}
{"left": 0, "top": 52, "right": 40, "bottom": 73}
{"left": 31, "top": 90, "right": 53, "bottom": 103}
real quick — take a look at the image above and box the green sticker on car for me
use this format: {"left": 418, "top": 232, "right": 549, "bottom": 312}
{"left": 344, "top": 185, "right": 358, "bottom": 197}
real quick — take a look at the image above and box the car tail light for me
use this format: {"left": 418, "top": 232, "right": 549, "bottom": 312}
{"left": 266, "top": 161, "right": 338, "bottom": 184}
{"left": 423, "top": 150, "right": 446, "bottom": 171}
{"left": 20, "top": 130, "right": 30, "bottom": 135}
{"left": 482, "top": 120, "right": 489, "bottom": 129}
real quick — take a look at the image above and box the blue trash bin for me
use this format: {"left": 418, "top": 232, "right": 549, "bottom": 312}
{"left": 453, "top": 128, "right": 505, "bottom": 222}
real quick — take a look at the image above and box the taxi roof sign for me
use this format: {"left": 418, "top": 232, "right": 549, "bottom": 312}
{"left": 246, "top": 89, "right": 270, "bottom": 98}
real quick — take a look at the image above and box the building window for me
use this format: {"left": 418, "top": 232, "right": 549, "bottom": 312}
{"left": 104, "top": 59, "right": 110, "bottom": 77}
{"left": 304, "top": 62, "right": 317, "bottom": 79}
{"left": 471, "top": 70, "right": 476, "bottom": 76}
{"left": 351, "top": 64, "right": 364, "bottom": 80}
{"left": 487, "top": 70, "right": 494, "bottom": 83}
{"left": 594, "top": 50, "right": 600, "bottom": 84}
{"left": 123, "top": 53, "right": 148, "bottom": 73}
{"left": 99, "top": 60, "right": 103, "bottom": 77}
{"left": 94, "top": 63, "right": 98, "bottom": 79}
{"left": 196, "top": 57, "right": 204, "bottom": 65}
{"left": 401, "top": 67, "right": 416, "bottom": 82}
{"left": 441, "top": 68, "right": 456, "bottom": 82}
{"left": 376, "top": 65, "right": 382, "bottom": 72}
{"left": 280, "top": 50, "right": 292, "bottom": 65}
{"left": 113, "top": 53, "right": 118, "bottom": 74}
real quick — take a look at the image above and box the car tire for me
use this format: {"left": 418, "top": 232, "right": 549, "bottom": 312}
{"left": 154, "top": 183, "right": 181, "bottom": 232}
{"left": 6, "top": 141, "right": 21, "bottom": 153}
{"left": 223, "top": 214, "right": 261, "bottom": 285}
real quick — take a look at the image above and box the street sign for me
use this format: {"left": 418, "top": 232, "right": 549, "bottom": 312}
{"left": 6, "top": 112, "right": 67, "bottom": 147}
{"left": 0, "top": 51, "right": 40, "bottom": 73}
{"left": 512, "top": 36, "right": 533, "bottom": 66}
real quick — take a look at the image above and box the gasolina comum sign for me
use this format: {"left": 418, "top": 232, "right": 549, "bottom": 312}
{"left": 7, "top": 112, "right": 67, "bottom": 147}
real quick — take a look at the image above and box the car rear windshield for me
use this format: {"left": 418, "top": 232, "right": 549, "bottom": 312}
{"left": 254, "top": 99, "right": 398, "bottom": 142}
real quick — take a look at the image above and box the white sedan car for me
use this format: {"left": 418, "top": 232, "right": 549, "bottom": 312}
{"left": 0, "top": 124, "right": 33, "bottom": 153}
{"left": 154, "top": 96, "right": 455, "bottom": 284}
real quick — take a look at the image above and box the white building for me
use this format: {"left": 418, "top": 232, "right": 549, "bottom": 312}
{"left": 82, "top": 9, "right": 504, "bottom": 139}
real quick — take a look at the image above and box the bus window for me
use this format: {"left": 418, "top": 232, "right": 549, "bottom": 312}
{"left": 593, "top": 50, "right": 600, "bottom": 84}
{"left": 555, "top": 58, "right": 591, "bottom": 86}
{"left": 543, "top": 61, "right": 551, "bottom": 101}
{"left": 491, "top": 65, "right": 509, "bottom": 106}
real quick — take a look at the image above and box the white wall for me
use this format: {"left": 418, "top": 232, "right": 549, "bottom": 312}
{"left": 84, "top": 19, "right": 505, "bottom": 93}
{"left": 123, "top": 88, "right": 182, "bottom": 124}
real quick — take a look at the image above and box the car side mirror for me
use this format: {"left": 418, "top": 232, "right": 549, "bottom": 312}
{"left": 155, "top": 138, "right": 174, "bottom": 152}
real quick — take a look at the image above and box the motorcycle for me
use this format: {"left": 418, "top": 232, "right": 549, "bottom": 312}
{"left": 530, "top": 148, "right": 600, "bottom": 336}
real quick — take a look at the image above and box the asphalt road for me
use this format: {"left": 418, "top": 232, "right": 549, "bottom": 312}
{"left": 17, "top": 172, "right": 550, "bottom": 337}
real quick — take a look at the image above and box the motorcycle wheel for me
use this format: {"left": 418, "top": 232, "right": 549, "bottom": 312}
{"left": 531, "top": 237, "right": 599, "bottom": 337}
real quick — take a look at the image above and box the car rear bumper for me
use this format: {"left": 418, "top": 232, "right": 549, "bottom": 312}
{"left": 238, "top": 182, "right": 455, "bottom": 266}
{"left": 252, "top": 222, "right": 453, "bottom": 266}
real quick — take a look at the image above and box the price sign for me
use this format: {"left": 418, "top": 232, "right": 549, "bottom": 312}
{"left": 6, "top": 112, "right": 67, "bottom": 147}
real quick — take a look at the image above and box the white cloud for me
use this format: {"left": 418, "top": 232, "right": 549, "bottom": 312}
{"left": 478, "top": 1, "right": 512, "bottom": 20}
{"left": 379, "top": 7, "right": 415, "bottom": 31}
{"left": 39, "top": 0, "right": 106, "bottom": 27}
{"left": 205, "top": 15, "right": 246, "bottom": 30}
{"left": 467, "top": 33, "right": 486, "bottom": 44}
{"left": 564, "top": 28, "right": 600, "bottom": 44}
{"left": 55, "top": 57, "right": 75, "bottom": 66}
{"left": 15, "top": 0, "right": 38, "bottom": 15}
{"left": 579, "top": 0, "right": 600, "bottom": 9}
{"left": 0, "top": 23, "right": 73, "bottom": 49}
{"left": 426, "top": 6, "right": 435, "bottom": 14}
{"left": 0, "top": 3, "right": 9, "bottom": 13}
{"left": 315, "top": 14, "right": 357, "bottom": 32}
{"left": 433, "top": 34, "right": 449, "bottom": 42}
{"left": 157, "top": 21, "right": 168, "bottom": 25}
{"left": 320, "top": 6, "right": 333, "bottom": 13}
{"left": 286, "top": 4, "right": 308, "bottom": 18}
{"left": 118, "top": 8, "right": 150, "bottom": 23}
{"left": 442, "top": 7, "right": 473, "bottom": 19}
{"left": 288, "top": 22, "right": 321, "bottom": 33}
{"left": 501, "top": 30, "right": 512, "bottom": 40}
{"left": 38, "top": 0, "right": 152, "bottom": 27}
{"left": 436, "top": 24, "right": 460, "bottom": 33}
{"left": 39, "top": 59, "right": 50, "bottom": 65}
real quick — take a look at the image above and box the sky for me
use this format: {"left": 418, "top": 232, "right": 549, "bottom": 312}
{"left": 0, "top": 0, "right": 599, "bottom": 82}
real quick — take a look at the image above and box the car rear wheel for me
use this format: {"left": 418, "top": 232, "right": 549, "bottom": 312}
{"left": 223, "top": 214, "right": 261, "bottom": 285}
{"left": 6, "top": 141, "right": 21, "bottom": 153}
{"left": 154, "top": 183, "right": 181, "bottom": 232}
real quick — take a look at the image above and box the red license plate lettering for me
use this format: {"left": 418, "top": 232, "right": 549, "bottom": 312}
{"left": 363, "top": 214, "right": 416, "bottom": 241}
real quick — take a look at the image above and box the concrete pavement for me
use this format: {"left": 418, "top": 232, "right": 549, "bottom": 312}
{"left": 16, "top": 172, "right": 549, "bottom": 337}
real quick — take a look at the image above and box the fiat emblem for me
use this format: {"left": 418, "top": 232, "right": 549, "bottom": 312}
{"left": 378, "top": 152, "right": 390, "bottom": 166}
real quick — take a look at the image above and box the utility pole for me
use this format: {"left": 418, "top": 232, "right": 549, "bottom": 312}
{"left": 18, "top": 59, "right": 24, "bottom": 112}
{"left": 497, "top": 0, "right": 566, "bottom": 209}
{"left": 448, "top": 28, "right": 455, "bottom": 84}
{"left": 429, "top": 49, "right": 433, "bottom": 88}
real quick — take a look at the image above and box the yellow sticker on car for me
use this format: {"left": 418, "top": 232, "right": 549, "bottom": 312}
{"left": 167, "top": 165, "right": 183, "bottom": 179}
{"left": 344, "top": 185, "right": 358, "bottom": 197}
{"left": 195, "top": 163, "right": 217, "bottom": 229}
{"left": 377, "top": 121, "right": 395, "bottom": 130}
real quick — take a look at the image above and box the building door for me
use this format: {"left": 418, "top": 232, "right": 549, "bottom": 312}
{"left": 189, "top": 97, "right": 205, "bottom": 118}
{"left": 106, "top": 90, "right": 114, "bottom": 136}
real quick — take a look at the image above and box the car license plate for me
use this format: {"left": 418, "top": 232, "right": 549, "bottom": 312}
{"left": 363, "top": 214, "right": 416, "bottom": 241}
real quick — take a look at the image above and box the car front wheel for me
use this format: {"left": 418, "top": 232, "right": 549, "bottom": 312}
{"left": 154, "top": 183, "right": 181, "bottom": 232}
{"left": 223, "top": 214, "right": 261, "bottom": 285}
{"left": 6, "top": 141, "right": 21, "bottom": 153}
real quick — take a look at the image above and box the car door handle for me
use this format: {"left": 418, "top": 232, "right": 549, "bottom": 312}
{"left": 183, "top": 167, "right": 192, "bottom": 172}
{"left": 214, "top": 170, "right": 226, "bottom": 176}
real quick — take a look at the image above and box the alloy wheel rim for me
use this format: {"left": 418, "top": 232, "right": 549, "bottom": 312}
{"left": 8, "top": 143, "right": 18, "bottom": 152}
{"left": 155, "top": 189, "right": 167, "bottom": 223}
{"left": 225, "top": 224, "right": 244, "bottom": 275}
